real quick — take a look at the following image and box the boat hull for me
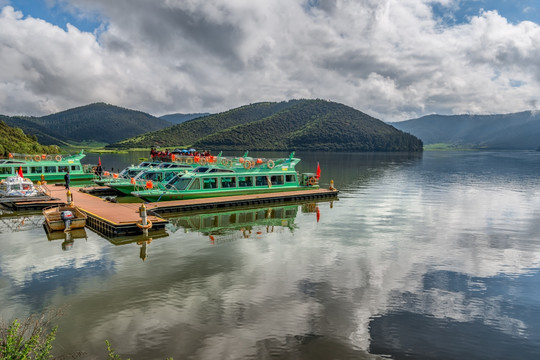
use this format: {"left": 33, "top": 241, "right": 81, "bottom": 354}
{"left": 133, "top": 185, "right": 320, "bottom": 202}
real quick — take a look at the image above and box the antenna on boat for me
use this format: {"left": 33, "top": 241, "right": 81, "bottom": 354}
{"left": 289, "top": 152, "right": 295, "bottom": 161}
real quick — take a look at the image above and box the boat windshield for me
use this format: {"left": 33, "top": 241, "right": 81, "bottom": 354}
{"left": 166, "top": 176, "right": 192, "bottom": 190}
{"left": 193, "top": 167, "right": 210, "bottom": 173}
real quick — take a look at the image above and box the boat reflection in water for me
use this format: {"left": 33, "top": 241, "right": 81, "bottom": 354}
{"left": 44, "top": 226, "right": 88, "bottom": 250}
{"left": 164, "top": 202, "right": 326, "bottom": 245}
{"left": 0, "top": 211, "right": 44, "bottom": 233}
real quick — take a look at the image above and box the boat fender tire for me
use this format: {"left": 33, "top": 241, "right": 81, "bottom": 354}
{"left": 136, "top": 219, "right": 153, "bottom": 230}
{"left": 55, "top": 155, "right": 62, "bottom": 161}
{"left": 267, "top": 160, "right": 275, "bottom": 169}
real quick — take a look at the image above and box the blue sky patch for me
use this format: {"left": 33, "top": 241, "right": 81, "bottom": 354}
{"left": 431, "top": 0, "right": 540, "bottom": 26}
{"left": 7, "top": 0, "right": 103, "bottom": 33}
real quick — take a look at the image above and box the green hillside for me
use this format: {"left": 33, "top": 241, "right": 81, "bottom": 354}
{"left": 2, "top": 103, "right": 172, "bottom": 145}
{"left": 391, "top": 112, "right": 540, "bottom": 150}
{"left": 0, "top": 120, "right": 59, "bottom": 156}
{"left": 111, "top": 100, "right": 423, "bottom": 152}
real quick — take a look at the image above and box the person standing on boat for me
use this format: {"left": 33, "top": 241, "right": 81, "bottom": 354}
{"left": 64, "top": 170, "right": 70, "bottom": 189}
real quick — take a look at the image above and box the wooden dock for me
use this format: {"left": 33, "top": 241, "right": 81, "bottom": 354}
{"left": 30, "top": 186, "right": 339, "bottom": 237}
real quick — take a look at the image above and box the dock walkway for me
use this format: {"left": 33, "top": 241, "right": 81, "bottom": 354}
{"left": 42, "top": 185, "right": 339, "bottom": 237}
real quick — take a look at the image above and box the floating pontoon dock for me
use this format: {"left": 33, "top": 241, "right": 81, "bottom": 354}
{"left": 6, "top": 185, "right": 339, "bottom": 237}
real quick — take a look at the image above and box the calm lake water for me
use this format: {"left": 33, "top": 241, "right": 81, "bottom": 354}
{"left": 1, "top": 150, "right": 540, "bottom": 359}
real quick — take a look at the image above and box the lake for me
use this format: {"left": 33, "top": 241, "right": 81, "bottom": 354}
{"left": 1, "top": 150, "right": 539, "bottom": 359}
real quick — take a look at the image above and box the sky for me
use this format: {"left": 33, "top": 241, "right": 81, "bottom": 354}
{"left": 1, "top": 0, "right": 540, "bottom": 121}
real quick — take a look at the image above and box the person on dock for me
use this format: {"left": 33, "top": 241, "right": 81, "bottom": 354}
{"left": 64, "top": 170, "right": 70, "bottom": 190}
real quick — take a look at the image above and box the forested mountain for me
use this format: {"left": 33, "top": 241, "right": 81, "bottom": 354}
{"left": 0, "top": 120, "right": 58, "bottom": 156}
{"left": 391, "top": 112, "right": 540, "bottom": 149}
{"left": 160, "top": 113, "right": 211, "bottom": 124}
{"left": 1, "top": 103, "right": 171, "bottom": 145}
{"left": 111, "top": 99, "right": 423, "bottom": 152}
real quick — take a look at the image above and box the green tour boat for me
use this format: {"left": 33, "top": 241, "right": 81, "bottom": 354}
{"left": 105, "top": 164, "right": 195, "bottom": 195}
{"left": 131, "top": 153, "right": 320, "bottom": 202}
{"left": 0, "top": 150, "right": 94, "bottom": 182}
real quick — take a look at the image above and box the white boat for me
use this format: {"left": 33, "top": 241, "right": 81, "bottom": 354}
{"left": 0, "top": 176, "right": 42, "bottom": 197}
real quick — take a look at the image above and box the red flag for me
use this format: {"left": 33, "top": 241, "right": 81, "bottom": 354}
{"left": 17, "top": 166, "right": 23, "bottom": 178}
{"left": 316, "top": 162, "right": 321, "bottom": 180}
{"left": 98, "top": 157, "right": 102, "bottom": 166}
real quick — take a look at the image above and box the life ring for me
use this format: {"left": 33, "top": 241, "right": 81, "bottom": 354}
{"left": 243, "top": 160, "right": 251, "bottom": 170}
{"left": 185, "top": 157, "right": 193, "bottom": 164}
{"left": 267, "top": 160, "right": 275, "bottom": 169}
{"left": 33, "top": 155, "right": 41, "bottom": 162}
{"left": 227, "top": 160, "right": 233, "bottom": 168}
{"left": 308, "top": 177, "right": 317, "bottom": 186}
{"left": 25, "top": 155, "right": 32, "bottom": 161}
{"left": 136, "top": 219, "right": 153, "bottom": 230}
{"left": 55, "top": 155, "right": 62, "bottom": 162}
{"left": 199, "top": 157, "right": 207, "bottom": 166}
{"left": 221, "top": 158, "right": 228, "bottom": 166}
{"left": 46, "top": 155, "right": 53, "bottom": 161}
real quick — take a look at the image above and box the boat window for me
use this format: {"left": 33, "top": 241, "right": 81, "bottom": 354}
{"left": 172, "top": 177, "right": 192, "bottom": 190}
{"left": 29, "top": 166, "right": 42, "bottom": 174}
{"left": 58, "top": 165, "right": 68, "bottom": 172}
{"left": 162, "top": 172, "right": 177, "bottom": 182}
{"left": 210, "top": 168, "right": 234, "bottom": 173}
{"left": 71, "top": 165, "right": 80, "bottom": 171}
{"left": 44, "top": 166, "right": 56, "bottom": 173}
{"left": 202, "top": 178, "right": 218, "bottom": 189}
{"left": 220, "top": 176, "right": 236, "bottom": 188}
{"left": 255, "top": 176, "right": 268, "bottom": 186}
{"left": 145, "top": 172, "right": 164, "bottom": 181}
{"left": 270, "top": 175, "right": 284, "bottom": 185}
{"left": 0, "top": 167, "right": 13, "bottom": 175}
{"left": 189, "top": 178, "right": 200, "bottom": 190}
{"left": 238, "top": 176, "right": 253, "bottom": 187}
{"left": 285, "top": 174, "right": 296, "bottom": 183}
{"left": 139, "top": 162, "right": 151, "bottom": 167}
{"left": 194, "top": 167, "right": 210, "bottom": 173}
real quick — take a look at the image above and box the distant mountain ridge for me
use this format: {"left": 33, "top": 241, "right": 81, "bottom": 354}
{"left": 391, "top": 111, "right": 540, "bottom": 149}
{"left": 111, "top": 99, "right": 423, "bottom": 152}
{"left": 1, "top": 103, "right": 171, "bottom": 145}
{"left": 160, "top": 113, "right": 211, "bottom": 125}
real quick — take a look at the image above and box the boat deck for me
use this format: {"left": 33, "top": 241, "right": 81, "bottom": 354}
{"left": 24, "top": 185, "right": 339, "bottom": 237}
